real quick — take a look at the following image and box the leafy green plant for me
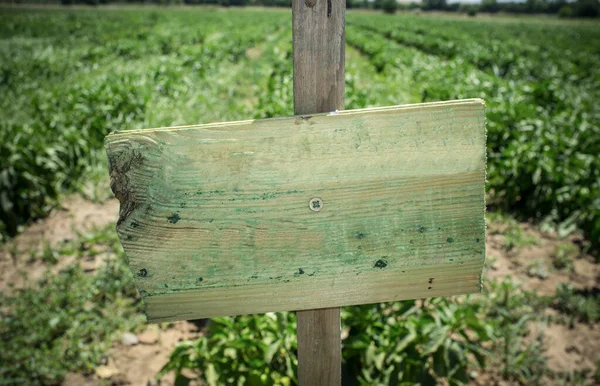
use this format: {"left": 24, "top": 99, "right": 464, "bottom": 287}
{"left": 347, "top": 12, "right": 600, "bottom": 252}
{"left": 0, "top": 8, "right": 288, "bottom": 241}
{"left": 158, "top": 313, "right": 298, "bottom": 386}
{"left": 343, "top": 299, "right": 491, "bottom": 385}
{"left": 481, "top": 280, "right": 550, "bottom": 384}
{"left": 503, "top": 225, "right": 540, "bottom": 252}
{"left": 159, "top": 298, "right": 493, "bottom": 386}
{"left": 159, "top": 280, "right": 557, "bottom": 386}
{"left": 487, "top": 213, "right": 540, "bottom": 252}
{"left": 553, "top": 283, "right": 600, "bottom": 324}
{"left": 551, "top": 244, "right": 579, "bottom": 271}
{"left": 527, "top": 260, "right": 549, "bottom": 280}
{"left": 0, "top": 229, "right": 143, "bottom": 385}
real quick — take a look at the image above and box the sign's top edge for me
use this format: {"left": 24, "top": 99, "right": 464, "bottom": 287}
{"left": 105, "top": 98, "right": 485, "bottom": 140}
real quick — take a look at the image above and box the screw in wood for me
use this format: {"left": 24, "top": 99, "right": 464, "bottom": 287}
{"left": 309, "top": 197, "right": 323, "bottom": 212}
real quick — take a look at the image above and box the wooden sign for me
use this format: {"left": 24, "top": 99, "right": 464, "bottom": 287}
{"left": 105, "top": 99, "right": 486, "bottom": 323}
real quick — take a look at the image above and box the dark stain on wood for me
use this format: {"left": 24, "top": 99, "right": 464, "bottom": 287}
{"left": 167, "top": 213, "right": 180, "bottom": 224}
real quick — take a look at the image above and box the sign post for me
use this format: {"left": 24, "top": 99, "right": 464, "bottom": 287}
{"left": 105, "top": 2, "right": 486, "bottom": 384}
{"left": 292, "top": 0, "right": 345, "bottom": 384}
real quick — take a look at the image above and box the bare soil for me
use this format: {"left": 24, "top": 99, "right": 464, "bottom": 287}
{"left": 1, "top": 195, "right": 598, "bottom": 385}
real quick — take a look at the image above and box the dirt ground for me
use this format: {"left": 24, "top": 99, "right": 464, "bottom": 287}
{"left": 1, "top": 195, "right": 598, "bottom": 385}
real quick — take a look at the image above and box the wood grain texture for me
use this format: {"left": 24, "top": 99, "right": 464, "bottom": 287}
{"left": 104, "top": 99, "right": 487, "bottom": 323}
{"left": 297, "top": 307, "right": 341, "bottom": 385}
{"left": 292, "top": 1, "right": 345, "bottom": 383}
{"left": 292, "top": 0, "right": 345, "bottom": 115}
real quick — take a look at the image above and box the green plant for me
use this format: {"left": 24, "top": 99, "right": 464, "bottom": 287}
{"left": 0, "top": 229, "right": 144, "bottom": 385}
{"left": 382, "top": 0, "right": 398, "bottom": 14}
{"left": 466, "top": 6, "right": 478, "bottom": 16}
{"left": 485, "top": 214, "right": 541, "bottom": 252}
{"left": 346, "top": 12, "right": 600, "bottom": 253}
{"left": 159, "top": 313, "right": 298, "bottom": 386}
{"left": 558, "top": 5, "right": 573, "bottom": 18}
{"left": 0, "top": 8, "right": 287, "bottom": 241}
{"left": 159, "top": 279, "right": 557, "bottom": 385}
{"left": 504, "top": 227, "right": 540, "bottom": 251}
{"left": 343, "top": 299, "right": 491, "bottom": 385}
{"left": 552, "top": 243, "right": 579, "bottom": 271}
{"left": 553, "top": 284, "right": 600, "bottom": 325}
{"left": 481, "top": 280, "right": 550, "bottom": 384}
{"left": 527, "top": 260, "right": 549, "bottom": 279}
{"left": 3, "top": 7, "right": 600, "bottom": 254}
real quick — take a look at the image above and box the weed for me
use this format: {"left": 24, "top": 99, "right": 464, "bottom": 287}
{"left": 0, "top": 228, "right": 144, "bottom": 385}
{"left": 551, "top": 244, "right": 579, "bottom": 271}
{"left": 527, "top": 260, "right": 549, "bottom": 280}
{"left": 553, "top": 284, "right": 600, "bottom": 324}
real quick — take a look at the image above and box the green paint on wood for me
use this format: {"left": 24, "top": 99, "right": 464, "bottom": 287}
{"left": 105, "top": 99, "right": 487, "bottom": 322}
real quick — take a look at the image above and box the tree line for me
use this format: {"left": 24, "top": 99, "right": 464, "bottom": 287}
{"left": 1, "top": 0, "right": 598, "bottom": 18}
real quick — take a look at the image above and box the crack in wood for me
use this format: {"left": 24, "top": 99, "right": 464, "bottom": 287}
{"left": 108, "top": 150, "right": 143, "bottom": 226}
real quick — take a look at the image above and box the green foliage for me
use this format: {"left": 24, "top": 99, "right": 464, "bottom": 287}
{"left": 159, "top": 278, "right": 558, "bottom": 385}
{"left": 159, "top": 299, "right": 492, "bottom": 386}
{"left": 422, "top": 0, "right": 447, "bottom": 11}
{"left": 158, "top": 313, "right": 298, "bottom": 386}
{"left": 342, "top": 299, "right": 491, "bottom": 385}
{"left": 346, "top": 14, "right": 600, "bottom": 252}
{"left": 573, "top": 0, "right": 600, "bottom": 17}
{"left": 0, "top": 8, "right": 287, "bottom": 241}
{"left": 551, "top": 243, "right": 579, "bottom": 271}
{"left": 482, "top": 280, "right": 549, "bottom": 383}
{"left": 527, "top": 260, "right": 549, "bottom": 279}
{"left": 487, "top": 212, "right": 540, "bottom": 251}
{"left": 466, "top": 6, "right": 478, "bottom": 16}
{"left": 558, "top": 5, "right": 573, "bottom": 17}
{"left": 0, "top": 74, "right": 148, "bottom": 236}
{"left": 553, "top": 283, "right": 600, "bottom": 324}
{"left": 381, "top": 0, "right": 398, "bottom": 14}
{"left": 2, "top": 8, "right": 599, "bottom": 253}
{"left": 0, "top": 228, "right": 144, "bottom": 385}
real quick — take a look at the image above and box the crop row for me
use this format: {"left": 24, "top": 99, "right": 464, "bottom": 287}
{"left": 0, "top": 9, "right": 288, "bottom": 238}
{"left": 345, "top": 24, "right": 599, "bottom": 246}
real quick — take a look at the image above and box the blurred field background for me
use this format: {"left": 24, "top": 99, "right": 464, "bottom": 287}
{"left": 0, "top": 3, "right": 599, "bottom": 386}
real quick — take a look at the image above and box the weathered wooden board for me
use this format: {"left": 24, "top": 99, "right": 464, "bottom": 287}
{"left": 105, "top": 99, "right": 486, "bottom": 323}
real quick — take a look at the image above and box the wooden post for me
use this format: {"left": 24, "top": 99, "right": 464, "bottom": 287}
{"left": 292, "top": 0, "right": 345, "bottom": 385}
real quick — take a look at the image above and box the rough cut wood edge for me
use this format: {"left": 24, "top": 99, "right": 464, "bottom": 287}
{"left": 104, "top": 98, "right": 487, "bottom": 323}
